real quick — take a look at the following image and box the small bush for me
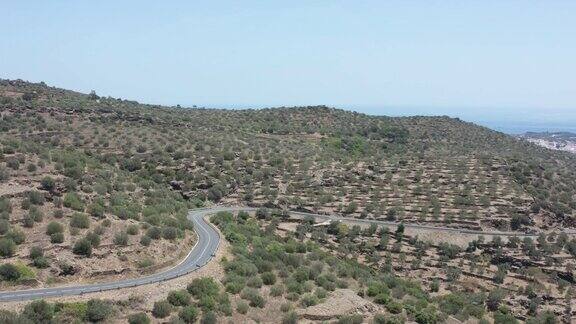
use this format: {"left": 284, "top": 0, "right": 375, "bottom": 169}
{"left": 200, "top": 311, "right": 217, "bottom": 324}
{"left": 46, "top": 221, "right": 64, "bottom": 235}
{"left": 147, "top": 227, "right": 161, "bottom": 239}
{"left": 33, "top": 256, "right": 50, "bottom": 269}
{"left": 140, "top": 235, "right": 151, "bottom": 246}
{"left": 282, "top": 311, "right": 298, "bottom": 324}
{"left": 29, "top": 246, "right": 43, "bottom": 259}
{"left": 270, "top": 284, "right": 284, "bottom": 297}
{"left": 152, "top": 301, "right": 172, "bottom": 318}
{"left": 27, "top": 191, "right": 45, "bottom": 205}
{"left": 63, "top": 192, "right": 85, "bottom": 211}
{"left": 261, "top": 271, "right": 277, "bottom": 285}
{"left": 236, "top": 301, "right": 249, "bottom": 314}
{"left": 7, "top": 228, "right": 26, "bottom": 244}
{"left": 128, "top": 312, "right": 150, "bottom": 324}
{"left": 0, "top": 238, "right": 16, "bottom": 257}
{"left": 23, "top": 300, "right": 54, "bottom": 323}
{"left": 300, "top": 293, "right": 319, "bottom": 307}
{"left": 162, "top": 226, "right": 179, "bottom": 240}
{"left": 0, "top": 263, "right": 20, "bottom": 280}
{"left": 50, "top": 232, "right": 65, "bottom": 244}
{"left": 53, "top": 209, "right": 64, "bottom": 218}
{"left": 0, "top": 197, "right": 11, "bottom": 214}
{"left": 280, "top": 302, "right": 292, "bottom": 312}
{"left": 85, "top": 232, "right": 101, "bottom": 247}
{"left": 70, "top": 213, "right": 90, "bottom": 228}
{"left": 127, "top": 224, "right": 139, "bottom": 235}
{"left": 167, "top": 290, "right": 191, "bottom": 306}
{"left": 187, "top": 277, "right": 220, "bottom": 298}
{"left": 179, "top": 305, "right": 198, "bottom": 323}
{"left": 85, "top": 299, "right": 112, "bottom": 322}
{"left": 240, "top": 288, "right": 266, "bottom": 308}
{"left": 41, "top": 177, "right": 56, "bottom": 191}
{"left": 89, "top": 203, "right": 105, "bottom": 218}
{"left": 0, "top": 219, "right": 9, "bottom": 235}
{"left": 247, "top": 276, "right": 263, "bottom": 288}
{"left": 73, "top": 238, "right": 92, "bottom": 257}
{"left": 338, "top": 314, "right": 364, "bottom": 324}
{"left": 114, "top": 231, "right": 129, "bottom": 246}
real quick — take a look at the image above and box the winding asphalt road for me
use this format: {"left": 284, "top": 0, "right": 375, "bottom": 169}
{"left": 1, "top": 206, "right": 574, "bottom": 302}
{"left": 0, "top": 208, "right": 221, "bottom": 302}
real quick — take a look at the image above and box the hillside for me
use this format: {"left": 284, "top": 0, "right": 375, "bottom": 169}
{"left": 2, "top": 79, "right": 575, "bottom": 232}
{"left": 1, "top": 79, "right": 576, "bottom": 322}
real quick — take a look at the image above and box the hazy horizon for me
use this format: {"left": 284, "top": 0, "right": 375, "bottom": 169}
{"left": 3, "top": 1, "right": 575, "bottom": 134}
{"left": 4, "top": 75, "right": 576, "bottom": 134}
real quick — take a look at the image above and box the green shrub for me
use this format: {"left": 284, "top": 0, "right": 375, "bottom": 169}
{"left": 73, "top": 238, "right": 92, "bottom": 256}
{"left": 46, "top": 221, "right": 64, "bottom": 235}
{"left": 7, "top": 228, "right": 26, "bottom": 244}
{"left": 270, "top": 284, "right": 284, "bottom": 297}
{"left": 28, "top": 207, "right": 43, "bottom": 223}
{"left": 0, "top": 219, "right": 9, "bottom": 235}
{"left": 14, "top": 262, "right": 35, "bottom": 280}
{"left": 23, "top": 300, "right": 54, "bottom": 323}
{"left": 280, "top": 302, "right": 292, "bottom": 312}
{"left": 41, "top": 176, "right": 56, "bottom": 191}
{"left": 85, "top": 232, "right": 101, "bottom": 247}
{"left": 27, "top": 191, "right": 45, "bottom": 205}
{"left": 300, "top": 293, "right": 319, "bottom": 307}
{"left": 70, "top": 213, "right": 90, "bottom": 228}
{"left": 178, "top": 305, "right": 198, "bottom": 324}
{"left": 0, "top": 238, "right": 16, "bottom": 257}
{"left": 374, "top": 293, "right": 391, "bottom": 305}
{"left": 114, "top": 231, "right": 129, "bottom": 246}
{"left": 282, "top": 311, "right": 298, "bottom": 324}
{"left": 29, "top": 246, "right": 43, "bottom": 259}
{"left": 236, "top": 301, "right": 249, "bottom": 314}
{"left": 128, "top": 312, "right": 150, "bottom": 324}
{"left": 63, "top": 192, "right": 85, "bottom": 211}
{"left": 0, "top": 197, "right": 11, "bottom": 213}
{"left": 0, "top": 263, "right": 20, "bottom": 281}
{"left": 261, "top": 271, "right": 277, "bottom": 285}
{"left": 85, "top": 299, "right": 112, "bottom": 322}
{"left": 89, "top": 203, "right": 105, "bottom": 218}
{"left": 147, "top": 227, "right": 161, "bottom": 239}
{"left": 162, "top": 226, "right": 179, "bottom": 240}
{"left": 240, "top": 288, "right": 266, "bottom": 308}
{"left": 200, "top": 311, "right": 217, "bottom": 324}
{"left": 140, "top": 235, "right": 151, "bottom": 246}
{"left": 127, "top": 224, "right": 139, "bottom": 235}
{"left": 33, "top": 256, "right": 50, "bottom": 269}
{"left": 187, "top": 277, "right": 220, "bottom": 298}
{"left": 53, "top": 209, "right": 64, "bottom": 218}
{"left": 152, "top": 301, "right": 172, "bottom": 318}
{"left": 137, "top": 258, "right": 154, "bottom": 268}
{"left": 23, "top": 214, "right": 35, "bottom": 228}
{"left": 51, "top": 232, "right": 65, "bottom": 244}
{"left": 338, "top": 314, "right": 364, "bottom": 324}
{"left": 167, "top": 290, "right": 191, "bottom": 306}
{"left": 386, "top": 301, "right": 403, "bottom": 314}
{"left": 315, "top": 287, "right": 327, "bottom": 299}
{"left": 247, "top": 276, "right": 263, "bottom": 288}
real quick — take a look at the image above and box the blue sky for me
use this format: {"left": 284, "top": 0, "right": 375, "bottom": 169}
{"left": 2, "top": 1, "right": 575, "bottom": 133}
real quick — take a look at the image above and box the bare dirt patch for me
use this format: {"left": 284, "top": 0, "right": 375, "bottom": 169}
{"left": 297, "top": 289, "right": 379, "bottom": 321}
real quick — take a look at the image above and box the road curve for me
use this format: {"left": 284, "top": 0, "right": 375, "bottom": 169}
{"left": 2, "top": 206, "right": 573, "bottom": 302}
{"left": 0, "top": 209, "right": 221, "bottom": 302}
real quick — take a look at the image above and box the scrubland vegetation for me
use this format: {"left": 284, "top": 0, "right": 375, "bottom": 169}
{"left": 1, "top": 79, "right": 575, "bottom": 322}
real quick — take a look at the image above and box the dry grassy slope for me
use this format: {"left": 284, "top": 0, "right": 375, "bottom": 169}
{"left": 1, "top": 79, "right": 575, "bottom": 230}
